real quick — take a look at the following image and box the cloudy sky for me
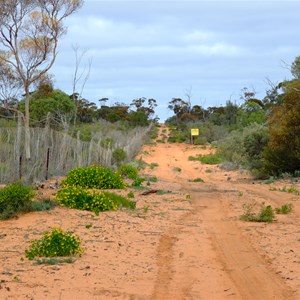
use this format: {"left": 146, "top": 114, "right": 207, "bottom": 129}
{"left": 52, "top": 0, "right": 300, "bottom": 121}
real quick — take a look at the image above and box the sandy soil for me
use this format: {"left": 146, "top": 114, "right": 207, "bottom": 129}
{"left": 1, "top": 126, "right": 300, "bottom": 299}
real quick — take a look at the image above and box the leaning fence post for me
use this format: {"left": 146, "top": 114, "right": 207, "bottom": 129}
{"left": 19, "top": 155, "right": 22, "bottom": 180}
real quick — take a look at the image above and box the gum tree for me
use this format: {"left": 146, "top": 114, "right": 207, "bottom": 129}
{"left": 0, "top": 0, "right": 83, "bottom": 159}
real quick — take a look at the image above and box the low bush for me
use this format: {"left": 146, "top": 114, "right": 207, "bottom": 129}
{"left": 104, "top": 191, "right": 136, "bottom": 209}
{"left": 117, "top": 164, "right": 138, "bottom": 179}
{"left": 240, "top": 202, "right": 275, "bottom": 223}
{"left": 62, "top": 165, "right": 125, "bottom": 189}
{"left": 149, "top": 163, "right": 159, "bottom": 169}
{"left": 0, "top": 182, "right": 34, "bottom": 220}
{"left": 279, "top": 186, "right": 299, "bottom": 194}
{"left": 56, "top": 186, "right": 135, "bottom": 213}
{"left": 189, "top": 178, "right": 204, "bottom": 182}
{"left": 112, "top": 148, "right": 127, "bottom": 166}
{"left": 127, "top": 191, "right": 135, "bottom": 198}
{"left": 188, "top": 153, "right": 224, "bottom": 165}
{"left": 193, "top": 137, "right": 207, "bottom": 145}
{"left": 57, "top": 186, "right": 116, "bottom": 213}
{"left": 31, "top": 199, "right": 57, "bottom": 211}
{"left": 25, "top": 227, "right": 83, "bottom": 260}
{"left": 131, "top": 177, "right": 145, "bottom": 187}
{"left": 275, "top": 203, "right": 293, "bottom": 214}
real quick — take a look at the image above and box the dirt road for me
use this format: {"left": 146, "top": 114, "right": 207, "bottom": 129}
{"left": 0, "top": 126, "right": 300, "bottom": 299}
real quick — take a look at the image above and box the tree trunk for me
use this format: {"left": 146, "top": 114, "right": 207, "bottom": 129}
{"left": 24, "top": 86, "right": 31, "bottom": 160}
{"left": 15, "top": 112, "right": 22, "bottom": 180}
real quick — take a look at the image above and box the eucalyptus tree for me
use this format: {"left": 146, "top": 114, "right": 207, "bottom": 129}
{"left": 0, "top": 0, "right": 84, "bottom": 159}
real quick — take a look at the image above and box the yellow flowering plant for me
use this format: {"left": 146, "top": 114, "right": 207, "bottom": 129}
{"left": 25, "top": 228, "right": 84, "bottom": 260}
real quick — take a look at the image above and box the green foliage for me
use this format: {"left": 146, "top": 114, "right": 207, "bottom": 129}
{"left": 173, "top": 167, "right": 182, "bottom": 172}
{"left": 127, "top": 111, "right": 149, "bottom": 127}
{"left": 0, "top": 182, "right": 34, "bottom": 220}
{"left": 275, "top": 203, "right": 293, "bottom": 214}
{"left": 262, "top": 176, "right": 276, "bottom": 184}
{"left": 278, "top": 186, "right": 299, "bottom": 194}
{"left": 62, "top": 165, "right": 126, "bottom": 189}
{"left": 189, "top": 178, "right": 204, "bottom": 182}
{"left": 156, "top": 139, "right": 165, "bottom": 143}
{"left": 258, "top": 204, "right": 275, "bottom": 223}
{"left": 117, "top": 164, "right": 138, "bottom": 179}
{"left": 56, "top": 186, "right": 117, "bottom": 213}
{"left": 240, "top": 202, "right": 275, "bottom": 223}
{"left": 19, "top": 89, "right": 75, "bottom": 127}
{"left": 103, "top": 191, "right": 136, "bottom": 209}
{"left": 31, "top": 199, "right": 57, "bottom": 211}
{"left": 188, "top": 153, "right": 224, "bottom": 165}
{"left": 131, "top": 177, "right": 145, "bottom": 187}
{"left": 291, "top": 56, "right": 300, "bottom": 79}
{"left": 34, "top": 257, "right": 75, "bottom": 265}
{"left": 193, "top": 136, "right": 207, "bottom": 145}
{"left": 263, "top": 80, "right": 300, "bottom": 175}
{"left": 218, "top": 123, "right": 268, "bottom": 174}
{"left": 25, "top": 228, "right": 83, "bottom": 260}
{"left": 149, "top": 163, "right": 159, "bottom": 169}
{"left": 112, "top": 148, "right": 127, "bottom": 166}
{"left": 56, "top": 185, "right": 135, "bottom": 213}
{"left": 131, "top": 158, "right": 148, "bottom": 170}
{"left": 127, "top": 191, "right": 135, "bottom": 198}
{"left": 146, "top": 176, "right": 158, "bottom": 182}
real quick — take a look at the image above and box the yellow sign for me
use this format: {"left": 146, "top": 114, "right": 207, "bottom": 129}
{"left": 191, "top": 128, "right": 199, "bottom": 136}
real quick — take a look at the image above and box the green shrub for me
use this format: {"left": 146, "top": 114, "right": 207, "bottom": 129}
{"left": 188, "top": 153, "right": 224, "bottom": 164}
{"left": 218, "top": 123, "right": 269, "bottom": 176}
{"left": 117, "top": 164, "right": 138, "bottom": 179}
{"left": 262, "top": 176, "right": 276, "bottom": 184}
{"left": 275, "top": 203, "right": 293, "bottom": 214}
{"left": 240, "top": 202, "right": 275, "bottom": 223}
{"left": 258, "top": 204, "right": 274, "bottom": 223}
{"left": 56, "top": 186, "right": 135, "bottom": 213}
{"left": 127, "top": 191, "right": 135, "bottom": 198}
{"left": 31, "top": 199, "right": 57, "bottom": 212}
{"left": 149, "top": 163, "right": 159, "bottom": 169}
{"left": 131, "top": 177, "right": 145, "bottom": 187}
{"left": 103, "top": 191, "right": 136, "bottom": 209}
{"left": 62, "top": 165, "right": 125, "bottom": 189}
{"left": 112, "top": 148, "right": 127, "bottom": 166}
{"left": 25, "top": 228, "right": 83, "bottom": 260}
{"left": 34, "top": 257, "right": 75, "bottom": 265}
{"left": 0, "top": 182, "right": 34, "bottom": 220}
{"left": 279, "top": 186, "right": 299, "bottom": 194}
{"left": 56, "top": 186, "right": 117, "bottom": 213}
{"left": 193, "top": 136, "right": 207, "bottom": 145}
{"left": 189, "top": 178, "right": 204, "bottom": 182}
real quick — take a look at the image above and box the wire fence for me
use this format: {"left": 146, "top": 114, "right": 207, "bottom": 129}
{"left": 0, "top": 123, "right": 152, "bottom": 183}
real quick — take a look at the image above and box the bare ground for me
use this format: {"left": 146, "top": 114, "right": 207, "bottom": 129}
{"left": 1, "top": 126, "right": 300, "bottom": 299}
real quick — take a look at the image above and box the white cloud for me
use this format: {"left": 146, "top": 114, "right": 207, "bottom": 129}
{"left": 51, "top": 0, "right": 300, "bottom": 121}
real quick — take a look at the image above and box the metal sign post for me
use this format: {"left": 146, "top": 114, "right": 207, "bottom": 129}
{"left": 190, "top": 128, "right": 199, "bottom": 144}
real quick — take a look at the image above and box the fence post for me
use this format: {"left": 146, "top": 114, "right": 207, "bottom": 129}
{"left": 45, "top": 147, "right": 50, "bottom": 180}
{"left": 19, "top": 155, "right": 22, "bottom": 180}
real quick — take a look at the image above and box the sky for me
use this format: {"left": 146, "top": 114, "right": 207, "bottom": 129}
{"left": 51, "top": 0, "right": 300, "bottom": 121}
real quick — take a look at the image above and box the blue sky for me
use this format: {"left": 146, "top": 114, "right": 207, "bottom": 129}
{"left": 52, "top": 0, "right": 300, "bottom": 121}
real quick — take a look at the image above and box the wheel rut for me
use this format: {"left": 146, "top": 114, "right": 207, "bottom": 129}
{"left": 151, "top": 184, "right": 296, "bottom": 300}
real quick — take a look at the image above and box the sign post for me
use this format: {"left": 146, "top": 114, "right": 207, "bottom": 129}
{"left": 190, "top": 128, "right": 199, "bottom": 144}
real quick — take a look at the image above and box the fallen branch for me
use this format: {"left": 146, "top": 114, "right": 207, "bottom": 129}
{"left": 141, "top": 189, "right": 158, "bottom": 196}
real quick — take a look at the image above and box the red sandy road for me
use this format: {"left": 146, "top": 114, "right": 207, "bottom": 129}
{"left": 0, "top": 126, "right": 299, "bottom": 299}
